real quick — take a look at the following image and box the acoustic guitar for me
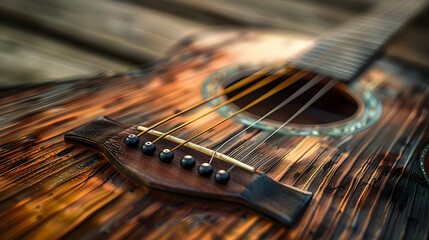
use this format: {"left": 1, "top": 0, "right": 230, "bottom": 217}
{"left": 0, "top": 0, "right": 428, "bottom": 239}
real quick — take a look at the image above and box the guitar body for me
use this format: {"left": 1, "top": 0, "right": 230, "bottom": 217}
{"left": 0, "top": 29, "right": 428, "bottom": 239}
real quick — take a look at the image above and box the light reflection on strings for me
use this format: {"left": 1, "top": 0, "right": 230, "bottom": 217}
{"left": 229, "top": 79, "right": 338, "bottom": 172}
{"left": 135, "top": 42, "right": 342, "bottom": 173}
{"left": 206, "top": 74, "right": 327, "bottom": 165}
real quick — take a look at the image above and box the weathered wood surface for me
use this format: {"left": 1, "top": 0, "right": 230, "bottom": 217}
{"left": 0, "top": 23, "right": 129, "bottom": 86}
{"left": 0, "top": 0, "right": 428, "bottom": 86}
{"left": 0, "top": 0, "right": 351, "bottom": 60}
{"left": 0, "top": 30, "right": 428, "bottom": 239}
{"left": 64, "top": 117, "right": 312, "bottom": 226}
{"left": 0, "top": 0, "right": 373, "bottom": 85}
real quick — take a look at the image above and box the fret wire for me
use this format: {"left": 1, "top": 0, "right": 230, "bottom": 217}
{"left": 315, "top": 65, "right": 354, "bottom": 77}
{"left": 321, "top": 53, "right": 367, "bottom": 69}
{"left": 349, "top": 3, "right": 419, "bottom": 35}
{"left": 298, "top": 54, "right": 358, "bottom": 75}
{"left": 305, "top": 43, "right": 373, "bottom": 57}
{"left": 335, "top": 30, "right": 388, "bottom": 45}
{"left": 321, "top": 37, "right": 378, "bottom": 51}
{"left": 333, "top": 0, "right": 419, "bottom": 40}
{"left": 334, "top": 27, "right": 391, "bottom": 43}
{"left": 345, "top": 16, "right": 401, "bottom": 31}
{"left": 326, "top": 53, "right": 368, "bottom": 66}
{"left": 325, "top": 37, "right": 378, "bottom": 51}
{"left": 340, "top": 21, "right": 396, "bottom": 35}
{"left": 298, "top": 62, "right": 354, "bottom": 78}
{"left": 339, "top": 29, "right": 392, "bottom": 43}
{"left": 294, "top": 0, "right": 425, "bottom": 81}
{"left": 302, "top": 48, "right": 368, "bottom": 67}
{"left": 318, "top": 34, "right": 377, "bottom": 49}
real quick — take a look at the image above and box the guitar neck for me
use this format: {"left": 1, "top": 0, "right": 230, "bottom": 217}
{"left": 293, "top": 0, "right": 427, "bottom": 81}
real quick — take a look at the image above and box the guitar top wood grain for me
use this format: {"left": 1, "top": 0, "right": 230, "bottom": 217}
{"left": 0, "top": 28, "right": 428, "bottom": 239}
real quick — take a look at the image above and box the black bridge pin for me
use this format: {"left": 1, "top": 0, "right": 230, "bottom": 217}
{"left": 142, "top": 141, "right": 156, "bottom": 155}
{"left": 159, "top": 149, "right": 174, "bottom": 163}
{"left": 125, "top": 134, "right": 139, "bottom": 148}
{"left": 215, "top": 170, "right": 230, "bottom": 184}
{"left": 198, "top": 163, "right": 213, "bottom": 177}
{"left": 181, "top": 155, "right": 195, "bottom": 169}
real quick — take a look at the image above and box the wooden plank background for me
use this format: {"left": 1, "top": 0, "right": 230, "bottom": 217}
{"left": 4, "top": 0, "right": 424, "bottom": 86}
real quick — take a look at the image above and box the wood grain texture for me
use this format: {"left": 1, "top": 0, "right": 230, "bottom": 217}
{"left": 0, "top": 0, "right": 354, "bottom": 87}
{"left": 0, "top": 23, "right": 129, "bottom": 86}
{"left": 0, "top": 30, "right": 428, "bottom": 239}
{"left": 64, "top": 117, "right": 312, "bottom": 226}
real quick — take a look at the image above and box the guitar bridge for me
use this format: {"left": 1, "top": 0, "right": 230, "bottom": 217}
{"left": 64, "top": 116, "right": 312, "bottom": 226}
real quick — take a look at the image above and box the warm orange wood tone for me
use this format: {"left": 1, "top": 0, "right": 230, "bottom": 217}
{"left": 64, "top": 117, "right": 312, "bottom": 226}
{"left": 0, "top": 30, "right": 428, "bottom": 239}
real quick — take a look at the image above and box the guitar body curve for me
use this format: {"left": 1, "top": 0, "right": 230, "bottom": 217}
{"left": 0, "top": 29, "right": 428, "bottom": 239}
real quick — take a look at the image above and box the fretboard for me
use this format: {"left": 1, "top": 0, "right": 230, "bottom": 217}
{"left": 293, "top": 0, "right": 427, "bottom": 81}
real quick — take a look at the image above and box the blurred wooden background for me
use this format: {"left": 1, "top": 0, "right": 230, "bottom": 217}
{"left": 0, "top": 0, "right": 427, "bottom": 86}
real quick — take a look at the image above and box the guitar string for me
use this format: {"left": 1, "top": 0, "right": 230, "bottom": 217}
{"left": 169, "top": 40, "right": 343, "bottom": 153}
{"left": 228, "top": 79, "right": 338, "bottom": 172}
{"left": 150, "top": 67, "right": 298, "bottom": 144}
{"left": 213, "top": 41, "right": 345, "bottom": 169}
{"left": 232, "top": 0, "right": 420, "bottom": 172}
{"left": 136, "top": 0, "right": 416, "bottom": 141}
{"left": 138, "top": 0, "right": 417, "bottom": 154}
{"left": 131, "top": 0, "right": 424, "bottom": 173}
{"left": 151, "top": 41, "right": 342, "bottom": 144}
{"left": 136, "top": 63, "right": 291, "bottom": 137}
{"left": 204, "top": 74, "right": 326, "bottom": 164}
{"left": 242, "top": 49, "right": 345, "bottom": 168}
{"left": 137, "top": 0, "right": 397, "bottom": 142}
{"left": 238, "top": 32, "right": 359, "bottom": 169}
{"left": 169, "top": 71, "right": 318, "bottom": 151}
{"left": 223, "top": 53, "right": 340, "bottom": 168}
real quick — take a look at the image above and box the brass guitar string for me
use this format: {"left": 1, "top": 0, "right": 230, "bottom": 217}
{"left": 136, "top": 63, "right": 292, "bottom": 138}
{"left": 205, "top": 74, "right": 326, "bottom": 164}
{"left": 135, "top": 0, "right": 414, "bottom": 165}
{"left": 234, "top": 0, "right": 422, "bottom": 170}
{"left": 229, "top": 79, "right": 338, "bottom": 172}
{"left": 217, "top": 1, "right": 413, "bottom": 170}
{"left": 195, "top": 41, "right": 346, "bottom": 171}
{"left": 135, "top": 75, "right": 333, "bottom": 172}
{"left": 132, "top": 27, "right": 355, "bottom": 176}
{"left": 133, "top": 40, "right": 344, "bottom": 174}
{"left": 169, "top": 39, "right": 343, "bottom": 152}
{"left": 137, "top": 0, "right": 383, "bottom": 143}
{"left": 169, "top": 70, "right": 313, "bottom": 151}
{"left": 224, "top": 0, "right": 412, "bottom": 168}
{"left": 130, "top": 0, "right": 424, "bottom": 176}
{"left": 150, "top": 67, "right": 298, "bottom": 144}
{"left": 152, "top": 40, "right": 344, "bottom": 145}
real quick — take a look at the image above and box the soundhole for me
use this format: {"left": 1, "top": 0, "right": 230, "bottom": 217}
{"left": 202, "top": 66, "right": 382, "bottom": 136}
{"left": 225, "top": 72, "right": 359, "bottom": 125}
